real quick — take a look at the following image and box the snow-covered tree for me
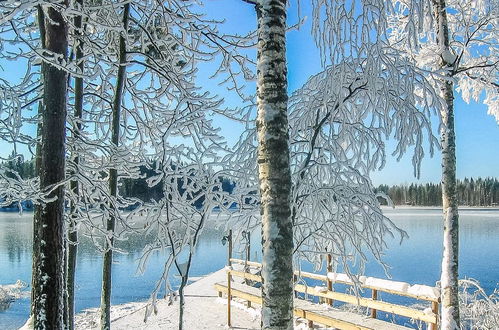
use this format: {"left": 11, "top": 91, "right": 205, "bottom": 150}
{"left": 67, "top": 1, "right": 84, "bottom": 328}
{"left": 387, "top": 1, "right": 498, "bottom": 328}
{"left": 227, "top": 0, "right": 441, "bottom": 327}
{"left": 33, "top": 1, "right": 69, "bottom": 328}
{"left": 254, "top": 1, "right": 294, "bottom": 328}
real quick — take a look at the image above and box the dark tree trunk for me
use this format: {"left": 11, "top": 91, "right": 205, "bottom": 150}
{"left": 67, "top": 1, "right": 84, "bottom": 329}
{"left": 255, "top": 1, "right": 294, "bottom": 329}
{"left": 100, "top": 4, "right": 130, "bottom": 330}
{"left": 30, "top": 2, "right": 69, "bottom": 329}
{"left": 30, "top": 6, "right": 45, "bottom": 324}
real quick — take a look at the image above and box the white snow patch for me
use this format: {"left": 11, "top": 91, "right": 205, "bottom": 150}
{"left": 18, "top": 315, "right": 34, "bottom": 330}
{"left": 327, "top": 272, "right": 366, "bottom": 284}
{"left": 216, "top": 297, "right": 261, "bottom": 320}
{"left": 407, "top": 284, "right": 440, "bottom": 300}
{"left": 364, "top": 277, "right": 409, "bottom": 293}
{"left": 423, "top": 307, "right": 434, "bottom": 315}
{"left": 314, "top": 286, "right": 328, "bottom": 293}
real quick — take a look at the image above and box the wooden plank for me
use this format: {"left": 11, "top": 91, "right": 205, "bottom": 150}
{"left": 230, "top": 258, "right": 262, "bottom": 268}
{"left": 215, "top": 283, "right": 410, "bottom": 330}
{"left": 229, "top": 269, "right": 262, "bottom": 282}
{"left": 229, "top": 258, "right": 439, "bottom": 302}
{"left": 363, "top": 284, "right": 440, "bottom": 303}
{"left": 218, "top": 278, "right": 437, "bottom": 323}
{"left": 294, "top": 284, "right": 437, "bottom": 324}
{"left": 214, "top": 283, "right": 263, "bottom": 305}
{"left": 294, "top": 300, "right": 411, "bottom": 330}
{"left": 295, "top": 271, "right": 329, "bottom": 282}
{"left": 294, "top": 308, "right": 372, "bottom": 330}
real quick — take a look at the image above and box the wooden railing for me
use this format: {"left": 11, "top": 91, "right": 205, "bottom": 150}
{"left": 228, "top": 258, "right": 440, "bottom": 329}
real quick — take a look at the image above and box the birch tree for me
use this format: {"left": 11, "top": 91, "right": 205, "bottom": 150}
{"left": 433, "top": 1, "right": 461, "bottom": 327}
{"left": 254, "top": 1, "right": 294, "bottom": 328}
{"left": 228, "top": 2, "right": 441, "bottom": 326}
{"left": 387, "top": 1, "right": 498, "bottom": 328}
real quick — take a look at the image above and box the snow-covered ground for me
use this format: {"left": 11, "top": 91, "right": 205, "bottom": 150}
{"left": 74, "top": 268, "right": 262, "bottom": 330}
{"left": 73, "top": 268, "right": 327, "bottom": 330}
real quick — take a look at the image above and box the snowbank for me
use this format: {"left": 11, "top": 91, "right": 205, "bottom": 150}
{"left": 326, "top": 272, "right": 366, "bottom": 284}
{"left": 74, "top": 269, "right": 261, "bottom": 329}
{"left": 407, "top": 284, "right": 440, "bottom": 300}
{"left": 364, "top": 277, "right": 410, "bottom": 293}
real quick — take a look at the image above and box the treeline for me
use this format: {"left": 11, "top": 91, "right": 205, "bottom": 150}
{"left": 376, "top": 177, "right": 499, "bottom": 206}
{"left": 1, "top": 153, "right": 36, "bottom": 180}
{"left": 4, "top": 157, "right": 497, "bottom": 208}
{"left": 1, "top": 157, "right": 237, "bottom": 209}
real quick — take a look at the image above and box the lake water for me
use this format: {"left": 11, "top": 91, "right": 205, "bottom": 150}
{"left": 0, "top": 207, "right": 498, "bottom": 329}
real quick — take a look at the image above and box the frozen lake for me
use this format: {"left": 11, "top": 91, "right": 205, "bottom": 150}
{"left": 1, "top": 207, "right": 498, "bottom": 329}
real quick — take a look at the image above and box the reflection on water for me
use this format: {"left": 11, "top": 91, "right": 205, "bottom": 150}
{"left": 0, "top": 208, "right": 498, "bottom": 329}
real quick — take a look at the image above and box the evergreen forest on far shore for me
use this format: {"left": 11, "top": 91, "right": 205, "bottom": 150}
{"left": 376, "top": 177, "right": 499, "bottom": 207}
{"left": 2, "top": 156, "right": 497, "bottom": 208}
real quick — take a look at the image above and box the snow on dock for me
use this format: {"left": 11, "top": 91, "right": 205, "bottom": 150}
{"left": 75, "top": 268, "right": 262, "bottom": 330}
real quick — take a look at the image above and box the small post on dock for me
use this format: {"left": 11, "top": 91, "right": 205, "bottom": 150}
{"left": 246, "top": 231, "right": 251, "bottom": 264}
{"left": 326, "top": 253, "right": 333, "bottom": 306}
{"left": 428, "top": 301, "right": 439, "bottom": 330}
{"left": 244, "top": 231, "right": 251, "bottom": 287}
{"left": 227, "top": 229, "right": 233, "bottom": 267}
{"left": 370, "top": 289, "right": 378, "bottom": 318}
{"left": 228, "top": 230, "right": 232, "bottom": 283}
{"left": 227, "top": 270, "right": 232, "bottom": 327}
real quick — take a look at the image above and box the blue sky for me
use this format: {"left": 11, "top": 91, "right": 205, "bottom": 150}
{"left": 203, "top": 0, "right": 499, "bottom": 186}
{"left": 1, "top": 1, "right": 497, "bottom": 186}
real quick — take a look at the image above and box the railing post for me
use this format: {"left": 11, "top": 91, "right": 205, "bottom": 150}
{"left": 245, "top": 232, "right": 252, "bottom": 307}
{"left": 326, "top": 253, "right": 333, "bottom": 306}
{"left": 227, "top": 229, "right": 233, "bottom": 267}
{"left": 246, "top": 231, "right": 251, "bottom": 263}
{"left": 244, "top": 231, "right": 251, "bottom": 285}
{"left": 428, "top": 301, "right": 439, "bottom": 330}
{"left": 293, "top": 273, "right": 298, "bottom": 298}
{"left": 227, "top": 230, "right": 232, "bottom": 283}
{"left": 370, "top": 289, "right": 378, "bottom": 318}
{"left": 227, "top": 270, "right": 231, "bottom": 327}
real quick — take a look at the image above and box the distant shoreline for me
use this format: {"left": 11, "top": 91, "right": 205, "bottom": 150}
{"left": 382, "top": 205, "right": 499, "bottom": 210}
{"left": 2, "top": 205, "right": 499, "bottom": 214}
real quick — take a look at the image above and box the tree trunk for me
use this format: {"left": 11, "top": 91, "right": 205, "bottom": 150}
{"left": 432, "top": 1, "right": 460, "bottom": 329}
{"left": 255, "top": 1, "right": 294, "bottom": 329}
{"left": 67, "top": 1, "right": 84, "bottom": 329}
{"left": 30, "top": 6, "right": 45, "bottom": 324}
{"left": 30, "top": 3, "right": 69, "bottom": 329}
{"left": 178, "top": 276, "right": 187, "bottom": 330}
{"left": 100, "top": 4, "right": 130, "bottom": 330}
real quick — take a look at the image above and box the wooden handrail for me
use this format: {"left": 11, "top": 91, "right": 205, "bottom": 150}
{"left": 229, "top": 259, "right": 440, "bottom": 303}
{"left": 294, "top": 284, "right": 437, "bottom": 324}
{"left": 230, "top": 258, "right": 440, "bottom": 303}
{"left": 224, "top": 259, "right": 439, "bottom": 329}
{"left": 229, "top": 258, "right": 262, "bottom": 268}
{"left": 228, "top": 269, "right": 262, "bottom": 282}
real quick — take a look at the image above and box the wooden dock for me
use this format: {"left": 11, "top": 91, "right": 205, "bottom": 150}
{"left": 216, "top": 258, "right": 440, "bottom": 330}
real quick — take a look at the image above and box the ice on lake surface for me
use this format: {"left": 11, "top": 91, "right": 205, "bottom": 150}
{"left": 1, "top": 207, "right": 498, "bottom": 329}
